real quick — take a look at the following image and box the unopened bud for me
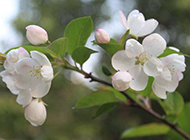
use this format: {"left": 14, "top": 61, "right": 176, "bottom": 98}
{"left": 26, "top": 25, "right": 48, "bottom": 45}
{"left": 95, "top": 29, "right": 110, "bottom": 43}
{"left": 24, "top": 99, "right": 47, "bottom": 126}
{"left": 112, "top": 71, "right": 132, "bottom": 91}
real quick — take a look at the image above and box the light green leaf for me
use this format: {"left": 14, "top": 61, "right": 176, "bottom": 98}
{"left": 159, "top": 47, "right": 183, "bottom": 58}
{"left": 121, "top": 123, "right": 170, "bottom": 138}
{"left": 72, "top": 47, "right": 97, "bottom": 66}
{"left": 93, "top": 39, "right": 123, "bottom": 56}
{"left": 119, "top": 30, "right": 129, "bottom": 46}
{"left": 75, "top": 90, "right": 118, "bottom": 108}
{"left": 64, "top": 16, "right": 93, "bottom": 54}
{"left": 159, "top": 92, "right": 184, "bottom": 115}
{"left": 92, "top": 102, "right": 118, "bottom": 119}
{"left": 47, "top": 37, "right": 68, "bottom": 58}
{"left": 138, "top": 77, "right": 154, "bottom": 97}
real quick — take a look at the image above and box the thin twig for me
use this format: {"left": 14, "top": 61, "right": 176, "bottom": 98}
{"left": 63, "top": 62, "right": 190, "bottom": 140}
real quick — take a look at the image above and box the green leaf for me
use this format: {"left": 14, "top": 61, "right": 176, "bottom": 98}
{"left": 72, "top": 47, "right": 97, "bottom": 66}
{"left": 75, "top": 90, "right": 118, "bottom": 108}
{"left": 159, "top": 92, "right": 184, "bottom": 115}
{"left": 93, "top": 39, "right": 123, "bottom": 56}
{"left": 138, "top": 77, "right": 154, "bottom": 96}
{"left": 166, "top": 130, "right": 184, "bottom": 140}
{"left": 121, "top": 123, "right": 170, "bottom": 138}
{"left": 159, "top": 47, "right": 182, "bottom": 58}
{"left": 119, "top": 30, "right": 129, "bottom": 46}
{"left": 102, "top": 65, "right": 112, "bottom": 76}
{"left": 64, "top": 16, "right": 93, "bottom": 54}
{"left": 178, "top": 103, "right": 190, "bottom": 133}
{"left": 47, "top": 37, "right": 68, "bottom": 58}
{"left": 92, "top": 102, "right": 118, "bottom": 119}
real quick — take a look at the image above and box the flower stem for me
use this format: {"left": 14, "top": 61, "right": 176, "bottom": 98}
{"left": 62, "top": 60, "right": 190, "bottom": 140}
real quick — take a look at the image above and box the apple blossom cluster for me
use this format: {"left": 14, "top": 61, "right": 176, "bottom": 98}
{"left": 95, "top": 10, "right": 186, "bottom": 99}
{"left": 0, "top": 25, "right": 53, "bottom": 126}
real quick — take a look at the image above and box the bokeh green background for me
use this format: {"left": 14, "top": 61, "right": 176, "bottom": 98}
{"left": 0, "top": 0, "right": 190, "bottom": 139}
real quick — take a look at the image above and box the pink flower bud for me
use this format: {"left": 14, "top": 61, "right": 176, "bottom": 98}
{"left": 112, "top": 71, "right": 132, "bottom": 91}
{"left": 24, "top": 99, "right": 47, "bottom": 126}
{"left": 26, "top": 25, "right": 48, "bottom": 45}
{"left": 95, "top": 29, "right": 110, "bottom": 43}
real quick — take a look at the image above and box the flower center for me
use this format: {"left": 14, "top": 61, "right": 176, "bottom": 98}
{"left": 135, "top": 51, "right": 148, "bottom": 65}
{"left": 29, "top": 66, "right": 42, "bottom": 79}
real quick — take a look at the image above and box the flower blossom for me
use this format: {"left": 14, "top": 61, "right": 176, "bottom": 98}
{"left": 0, "top": 48, "right": 53, "bottom": 107}
{"left": 95, "top": 29, "right": 110, "bottom": 43}
{"left": 152, "top": 54, "right": 186, "bottom": 99}
{"left": 26, "top": 25, "right": 48, "bottom": 45}
{"left": 24, "top": 99, "right": 47, "bottom": 126}
{"left": 119, "top": 10, "right": 158, "bottom": 37}
{"left": 112, "top": 33, "right": 166, "bottom": 91}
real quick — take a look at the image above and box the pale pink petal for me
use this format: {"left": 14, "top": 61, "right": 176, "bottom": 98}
{"left": 125, "top": 39, "right": 144, "bottom": 58}
{"left": 165, "top": 74, "right": 179, "bottom": 92}
{"left": 31, "top": 51, "right": 51, "bottom": 66}
{"left": 111, "top": 50, "right": 135, "bottom": 71}
{"left": 119, "top": 11, "right": 129, "bottom": 30}
{"left": 152, "top": 82, "right": 167, "bottom": 99}
{"left": 129, "top": 65, "right": 148, "bottom": 91}
{"left": 16, "top": 90, "right": 32, "bottom": 107}
{"left": 142, "top": 33, "right": 166, "bottom": 57}
{"left": 31, "top": 82, "right": 51, "bottom": 98}
{"left": 136, "top": 19, "right": 158, "bottom": 37}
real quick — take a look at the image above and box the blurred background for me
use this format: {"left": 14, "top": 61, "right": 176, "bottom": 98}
{"left": 0, "top": 0, "right": 190, "bottom": 140}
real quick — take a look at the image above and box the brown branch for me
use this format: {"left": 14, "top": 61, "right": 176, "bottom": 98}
{"left": 63, "top": 63, "right": 190, "bottom": 140}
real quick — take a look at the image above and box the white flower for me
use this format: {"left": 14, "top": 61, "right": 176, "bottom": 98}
{"left": 0, "top": 48, "right": 29, "bottom": 94}
{"left": 112, "top": 71, "right": 132, "bottom": 91}
{"left": 24, "top": 99, "right": 47, "bottom": 127}
{"left": 15, "top": 51, "right": 53, "bottom": 99}
{"left": 95, "top": 29, "right": 110, "bottom": 43}
{"left": 112, "top": 33, "right": 166, "bottom": 91}
{"left": 152, "top": 54, "right": 186, "bottom": 99}
{"left": 26, "top": 25, "right": 48, "bottom": 45}
{"left": 119, "top": 10, "right": 158, "bottom": 37}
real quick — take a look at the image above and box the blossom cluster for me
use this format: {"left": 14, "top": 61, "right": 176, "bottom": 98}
{"left": 95, "top": 10, "right": 186, "bottom": 99}
{"left": 0, "top": 25, "right": 53, "bottom": 126}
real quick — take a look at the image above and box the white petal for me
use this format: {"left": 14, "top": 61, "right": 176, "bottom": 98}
{"left": 143, "top": 57, "right": 162, "bottom": 77}
{"left": 129, "top": 65, "right": 148, "bottom": 91}
{"left": 161, "top": 67, "right": 172, "bottom": 81}
{"left": 4, "top": 60, "right": 15, "bottom": 74}
{"left": 176, "top": 72, "right": 183, "bottom": 81}
{"left": 142, "top": 33, "right": 166, "bottom": 57}
{"left": 31, "top": 82, "right": 51, "bottom": 98}
{"left": 165, "top": 74, "right": 179, "bottom": 92}
{"left": 125, "top": 39, "right": 144, "bottom": 58}
{"left": 154, "top": 75, "right": 169, "bottom": 89}
{"left": 136, "top": 19, "right": 158, "bottom": 37}
{"left": 16, "top": 57, "right": 38, "bottom": 75}
{"left": 31, "top": 51, "right": 51, "bottom": 66}
{"left": 41, "top": 65, "right": 54, "bottom": 82}
{"left": 16, "top": 90, "right": 32, "bottom": 107}
{"left": 112, "top": 71, "right": 132, "bottom": 91}
{"left": 119, "top": 11, "right": 129, "bottom": 30}
{"left": 111, "top": 50, "right": 135, "bottom": 71}
{"left": 0, "top": 70, "right": 20, "bottom": 94}
{"left": 128, "top": 10, "right": 145, "bottom": 36}
{"left": 152, "top": 82, "right": 167, "bottom": 99}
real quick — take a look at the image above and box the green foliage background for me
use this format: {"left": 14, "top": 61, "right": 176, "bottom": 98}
{"left": 0, "top": 0, "right": 190, "bottom": 140}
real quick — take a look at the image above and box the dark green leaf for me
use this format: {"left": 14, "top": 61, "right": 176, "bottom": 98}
{"left": 138, "top": 77, "right": 154, "bottom": 97}
{"left": 102, "top": 65, "right": 112, "bottom": 76}
{"left": 64, "top": 16, "right": 93, "bottom": 54}
{"left": 47, "top": 37, "right": 68, "bottom": 58}
{"left": 165, "top": 130, "right": 184, "bottom": 140}
{"left": 75, "top": 90, "right": 118, "bottom": 108}
{"left": 92, "top": 102, "right": 118, "bottom": 119}
{"left": 178, "top": 103, "right": 190, "bottom": 133}
{"left": 72, "top": 47, "right": 97, "bottom": 66}
{"left": 93, "top": 39, "right": 123, "bottom": 56}
{"left": 159, "top": 92, "right": 184, "bottom": 115}
{"left": 121, "top": 123, "right": 170, "bottom": 138}
{"left": 119, "top": 30, "right": 129, "bottom": 46}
